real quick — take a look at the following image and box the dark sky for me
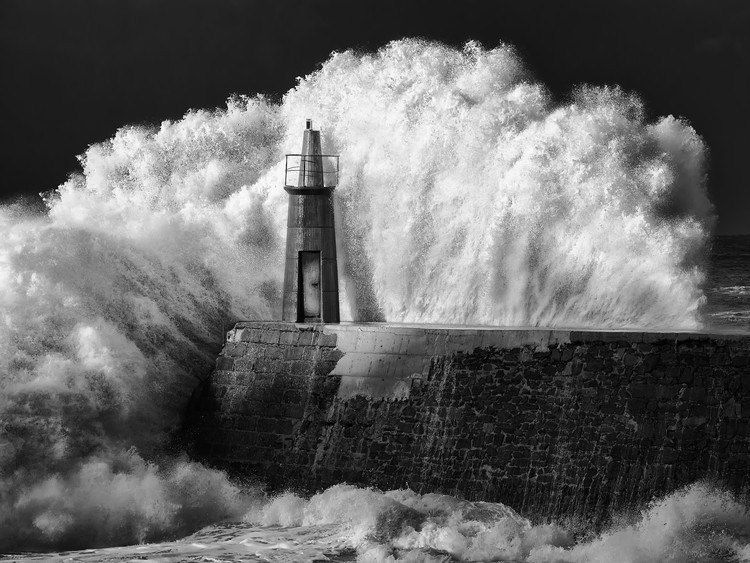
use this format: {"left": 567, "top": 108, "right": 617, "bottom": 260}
{"left": 2, "top": 0, "right": 749, "bottom": 233}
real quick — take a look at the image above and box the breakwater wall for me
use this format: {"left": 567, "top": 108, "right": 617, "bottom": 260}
{"left": 188, "top": 322, "right": 750, "bottom": 525}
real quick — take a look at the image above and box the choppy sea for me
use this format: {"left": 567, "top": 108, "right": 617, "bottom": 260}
{"left": 705, "top": 235, "right": 750, "bottom": 332}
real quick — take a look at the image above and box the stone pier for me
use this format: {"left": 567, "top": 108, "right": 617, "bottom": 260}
{"left": 187, "top": 321, "right": 750, "bottom": 526}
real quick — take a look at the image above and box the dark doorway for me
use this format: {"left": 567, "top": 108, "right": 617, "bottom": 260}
{"left": 299, "top": 251, "right": 321, "bottom": 322}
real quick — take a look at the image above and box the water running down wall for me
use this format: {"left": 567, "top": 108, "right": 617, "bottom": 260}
{"left": 191, "top": 322, "right": 750, "bottom": 528}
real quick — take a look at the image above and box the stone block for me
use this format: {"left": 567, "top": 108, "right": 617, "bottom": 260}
{"left": 660, "top": 352, "right": 678, "bottom": 366}
{"left": 222, "top": 342, "right": 240, "bottom": 357}
{"left": 264, "top": 347, "right": 285, "bottom": 361}
{"left": 519, "top": 347, "right": 534, "bottom": 363}
{"left": 284, "top": 347, "right": 306, "bottom": 361}
{"left": 260, "top": 330, "right": 280, "bottom": 345}
{"left": 289, "top": 360, "right": 312, "bottom": 376}
{"left": 623, "top": 353, "right": 640, "bottom": 367}
{"left": 682, "top": 416, "right": 707, "bottom": 427}
{"left": 274, "top": 419, "right": 296, "bottom": 435}
{"left": 297, "top": 346, "right": 315, "bottom": 361}
{"left": 660, "top": 447, "right": 679, "bottom": 464}
{"left": 253, "top": 359, "right": 274, "bottom": 373}
{"left": 283, "top": 389, "right": 303, "bottom": 404}
{"left": 641, "top": 352, "right": 659, "bottom": 373}
{"left": 710, "top": 352, "right": 731, "bottom": 366}
{"left": 284, "top": 404, "right": 305, "bottom": 419}
{"left": 233, "top": 371, "right": 253, "bottom": 386}
{"left": 686, "top": 387, "right": 707, "bottom": 402}
{"left": 235, "top": 328, "right": 259, "bottom": 342}
{"left": 298, "top": 330, "right": 316, "bottom": 346}
{"left": 212, "top": 370, "right": 234, "bottom": 386}
{"left": 279, "top": 331, "right": 299, "bottom": 346}
{"left": 215, "top": 356, "right": 235, "bottom": 371}
{"left": 234, "top": 359, "right": 255, "bottom": 371}
{"left": 628, "top": 383, "right": 652, "bottom": 398}
{"left": 318, "top": 332, "right": 338, "bottom": 347}
{"left": 628, "top": 398, "right": 648, "bottom": 415}
{"left": 318, "top": 347, "right": 343, "bottom": 364}
{"left": 678, "top": 366, "right": 694, "bottom": 384}
{"left": 637, "top": 343, "right": 654, "bottom": 354}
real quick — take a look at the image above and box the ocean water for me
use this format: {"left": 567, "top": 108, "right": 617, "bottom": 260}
{"left": 0, "top": 39, "right": 748, "bottom": 561}
{"left": 705, "top": 235, "right": 750, "bottom": 332}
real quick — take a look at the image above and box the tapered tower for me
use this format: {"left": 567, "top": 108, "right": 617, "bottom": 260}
{"left": 282, "top": 119, "right": 340, "bottom": 323}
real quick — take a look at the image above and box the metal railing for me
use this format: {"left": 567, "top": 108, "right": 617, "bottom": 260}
{"left": 284, "top": 154, "right": 340, "bottom": 188}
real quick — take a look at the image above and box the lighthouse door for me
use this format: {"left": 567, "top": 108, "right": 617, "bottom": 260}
{"left": 299, "top": 251, "right": 321, "bottom": 322}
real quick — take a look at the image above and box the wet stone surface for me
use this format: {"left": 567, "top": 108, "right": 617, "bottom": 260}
{"left": 188, "top": 323, "right": 750, "bottom": 528}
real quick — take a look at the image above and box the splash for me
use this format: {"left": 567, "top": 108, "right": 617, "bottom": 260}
{"left": 528, "top": 482, "right": 750, "bottom": 563}
{"left": 286, "top": 40, "right": 712, "bottom": 327}
{"left": 0, "top": 100, "right": 279, "bottom": 550}
{"left": 246, "top": 484, "right": 572, "bottom": 561}
{"left": 0, "top": 39, "right": 714, "bottom": 551}
{"left": 250, "top": 483, "right": 750, "bottom": 563}
{"left": 8, "top": 483, "right": 749, "bottom": 561}
{"left": 239, "top": 483, "right": 750, "bottom": 562}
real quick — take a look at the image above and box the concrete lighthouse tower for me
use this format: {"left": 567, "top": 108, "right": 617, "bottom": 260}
{"left": 282, "top": 119, "right": 340, "bottom": 323}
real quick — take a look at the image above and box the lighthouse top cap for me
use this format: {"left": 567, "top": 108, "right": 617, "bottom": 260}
{"left": 283, "top": 119, "right": 339, "bottom": 189}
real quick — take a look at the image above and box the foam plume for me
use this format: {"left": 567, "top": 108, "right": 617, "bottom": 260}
{"left": 284, "top": 40, "right": 712, "bottom": 327}
{"left": 0, "top": 39, "right": 714, "bottom": 550}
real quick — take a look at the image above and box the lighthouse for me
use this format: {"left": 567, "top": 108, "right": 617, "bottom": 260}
{"left": 282, "top": 119, "right": 340, "bottom": 323}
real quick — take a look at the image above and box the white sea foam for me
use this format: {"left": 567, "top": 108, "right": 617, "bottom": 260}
{"left": 305, "top": 483, "right": 748, "bottom": 562}
{"left": 0, "top": 100, "right": 281, "bottom": 550}
{"left": 709, "top": 310, "right": 750, "bottom": 322}
{"left": 711, "top": 286, "right": 750, "bottom": 296}
{"left": 0, "top": 39, "right": 716, "bottom": 551}
{"left": 528, "top": 482, "right": 750, "bottom": 563}
{"left": 18, "top": 483, "right": 749, "bottom": 562}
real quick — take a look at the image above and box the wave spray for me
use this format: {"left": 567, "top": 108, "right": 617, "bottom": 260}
{"left": 0, "top": 39, "right": 714, "bottom": 551}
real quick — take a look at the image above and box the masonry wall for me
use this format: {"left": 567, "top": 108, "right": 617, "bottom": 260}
{"left": 188, "top": 322, "right": 750, "bottom": 526}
